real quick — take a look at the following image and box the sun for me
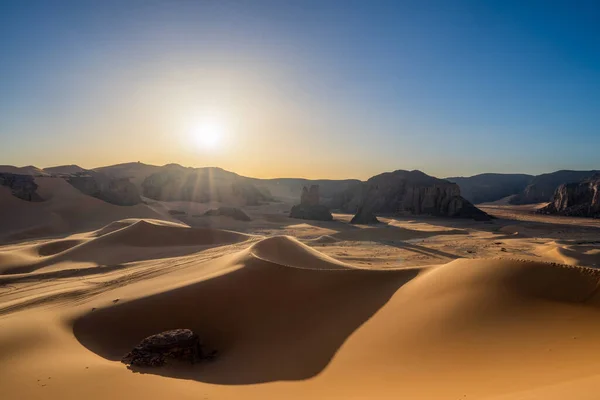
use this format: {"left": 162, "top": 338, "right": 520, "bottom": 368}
{"left": 191, "top": 120, "right": 225, "bottom": 150}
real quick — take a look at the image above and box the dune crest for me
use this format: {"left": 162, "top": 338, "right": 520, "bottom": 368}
{"left": 0, "top": 219, "right": 252, "bottom": 275}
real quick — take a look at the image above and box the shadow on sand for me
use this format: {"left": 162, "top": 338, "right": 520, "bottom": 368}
{"left": 72, "top": 256, "right": 419, "bottom": 385}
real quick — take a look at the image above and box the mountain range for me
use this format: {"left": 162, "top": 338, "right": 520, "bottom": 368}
{"left": 3, "top": 162, "right": 598, "bottom": 206}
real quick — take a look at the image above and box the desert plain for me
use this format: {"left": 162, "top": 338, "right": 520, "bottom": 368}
{"left": 1, "top": 173, "right": 600, "bottom": 400}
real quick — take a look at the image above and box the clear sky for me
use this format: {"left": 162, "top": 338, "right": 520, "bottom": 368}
{"left": 1, "top": 0, "right": 599, "bottom": 179}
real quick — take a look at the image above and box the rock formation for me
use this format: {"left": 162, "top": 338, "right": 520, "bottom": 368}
{"left": 67, "top": 172, "right": 142, "bottom": 206}
{"left": 122, "top": 329, "right": 215, "bottom": 367}
{"left": 289, "top": 185, "right": 333, "bottom": 221}
{"left": 349, "top": 170, "right": 490, "bottom": 224}
{"left": 539, "top": 175, "right": 600, "bottom": 218}
{"left": 203, "top": 206, "right": 251, "bottom": 221}
{"left": 0, "top": 173, "right": 43, "bottom": 202}
{"left": 510, "top": 170, "right": 599, "bottom": 205}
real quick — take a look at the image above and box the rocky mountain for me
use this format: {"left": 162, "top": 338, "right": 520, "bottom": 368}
{"left": 510, "top": 170, "right": 600, "bottom": 205}
{"left": 539, "top": 175, "right": 600, "bottom": 218}
{"left": 0, "top": 165, "right": 48, "bottom": 176}
{"left": 289, "top": 185, "right": 333, "bottom": 221}
{"left": 93, "top": 162, "right": 162, "bottom": 188}
{"left": 447, "top": 173, "right": 533, "bottom": 204}
{"left": 8, "top": 161, "right": 599, "bottom": 213}
{"left": 141, "top": 164, "right": 272, "bottom": 205}
{"left": 347, "top": 170, "right": 490, "bottom": 224}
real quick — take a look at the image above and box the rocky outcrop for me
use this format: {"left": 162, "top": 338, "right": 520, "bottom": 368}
{"left": 67, "top": 172, "right": 141, "bottom": 206}
{"left": 122, "top": 329, "right": 215, "bottom": 367}
{"left": 349, "top": 170, "right": 490, "bottom": 224}
{"left": 510, "top": 170, "right": 599, "bottom": 205}
{"left": 350, "top": 210, "right": 379, "bottom": 224}
{"left": 302, "top": 185, "right": 320, "bottom": 206}
{"left": 290, "top": 185, "right": 333, "bottom": 221}
{"left": 142, "top": 165, "right": 272, "bottom": 205}
{"left": 203, "top": 206, "right": 251, "bottom": 221}
{"left": 539, "top": 175, "right": 600, "bottom": 218}
{"left": 0, "top": 173, "right": 43, "bottom": 202}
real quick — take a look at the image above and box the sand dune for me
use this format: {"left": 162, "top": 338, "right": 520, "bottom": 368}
{"left": 0, "top": 219, "right": 251, "bottom": 275}
{"left": 539, "top": 240, "right": 600, "bottom": 267}
{"left": 250, "top": 235, "right": 353, "bottom": 270}
{"left": 2, "top": 209, "right": 600, "bottom": 399}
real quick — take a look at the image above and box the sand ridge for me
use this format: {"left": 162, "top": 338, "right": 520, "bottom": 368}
{"left": 0, "top": 219, "right": 253, "bottom": 275}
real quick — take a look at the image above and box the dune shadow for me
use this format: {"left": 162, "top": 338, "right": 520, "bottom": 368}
{"left": 72, "top": 257, "right": 419, "bottom": 384}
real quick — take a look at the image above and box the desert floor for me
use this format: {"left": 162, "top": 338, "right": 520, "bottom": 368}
{"left": 2, "top": 200, "right": 600, "bottom": 399}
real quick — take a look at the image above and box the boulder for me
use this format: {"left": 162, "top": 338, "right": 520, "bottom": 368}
{"left": 539, "top": 175, "right": 600, "bottom": 218}
{"left": 122, "top": 329, "right": 215, "bottom": 367}
{"left": 290, "top": 185, "right": 333, "bottom": 221}
{"left": 349, "top": 170, "right": 490, "bottom": 224}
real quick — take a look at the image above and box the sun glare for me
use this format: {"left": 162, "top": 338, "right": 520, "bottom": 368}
{"left": 191, "top": 120, "right": 225, "bottom": 150}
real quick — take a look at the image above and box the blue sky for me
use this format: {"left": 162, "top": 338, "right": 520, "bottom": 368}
{"left": 1, "top": 0, "right": 599, "bottom": 179}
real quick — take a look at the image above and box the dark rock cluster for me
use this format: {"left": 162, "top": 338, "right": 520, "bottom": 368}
{"left": 122, "top": 329, "right": 216, "bottom": 367}
{"left": 0, "top": 173, "right": 43, "bottom": 202}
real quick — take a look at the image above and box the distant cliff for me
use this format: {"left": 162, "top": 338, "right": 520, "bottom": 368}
{"left": 447, "top": 173, "right": 533, "bottom": 204}
{"left": 539, "top": 175, "right": 600, "bottom": 218}
{"left": 66, "top": 172, "right": 142, "bottom": 206}
{"left": 511, "top": 170, "right": 599, "bottom": 205}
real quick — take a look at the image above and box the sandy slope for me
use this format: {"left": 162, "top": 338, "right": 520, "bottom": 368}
{"left": 0, "top": 177, "right": 168, "bottom": 243}
{"left": 0, "top": 219, "right": 600, "bottom": 400}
